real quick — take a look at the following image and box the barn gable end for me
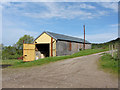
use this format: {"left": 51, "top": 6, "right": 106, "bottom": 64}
{"left": 33, "top": 32, "right": 56, "bottom": 58}
{"left": 34, "top": 32, "right": 55, "bottom": 44}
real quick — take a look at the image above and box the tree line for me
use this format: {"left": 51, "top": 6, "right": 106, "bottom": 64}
{"left": 1, "top": 35, "right": 34, "bottom": 60}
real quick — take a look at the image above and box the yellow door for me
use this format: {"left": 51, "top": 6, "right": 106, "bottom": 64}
{"left": 23, "top": 44, "right": 35, "bottom": 61}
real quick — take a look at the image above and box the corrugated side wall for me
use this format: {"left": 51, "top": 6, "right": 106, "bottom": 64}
{"left": 56, "top": 40, "right": 91, "bottom": 56}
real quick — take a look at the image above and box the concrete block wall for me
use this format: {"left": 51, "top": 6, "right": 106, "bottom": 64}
{"left": 85, "top": 44, "right": 91, "bottom": 49}
{"left": 71, "top": 42, "right": 79, "bottom": 54}
{"left": 79, "top": 43, "right": 84, "bottom": 50}
{"left": 56, "top": 41, "right": 71, "bottom": 56}
{"left": 56, "top": 40, "right": 91, "bottom": 56}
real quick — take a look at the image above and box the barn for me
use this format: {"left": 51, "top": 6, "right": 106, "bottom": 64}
{"left": 23, "top": 31, "right": 91, "bottom": 61}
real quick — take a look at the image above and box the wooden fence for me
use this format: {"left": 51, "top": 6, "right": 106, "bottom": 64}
{"left": 109, "top": 44, "right": 120, "bottom": 59}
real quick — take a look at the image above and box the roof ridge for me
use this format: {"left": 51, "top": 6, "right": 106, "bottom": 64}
{"left": 46, "top": 31, "right": 84, "bottom": 40}
{"left": 34, "top": 31, "right": 90, "bottom": 44}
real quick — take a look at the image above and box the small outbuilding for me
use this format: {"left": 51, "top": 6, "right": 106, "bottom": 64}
{"left": 23, "top": 31, "right": 91, "bottom": 61}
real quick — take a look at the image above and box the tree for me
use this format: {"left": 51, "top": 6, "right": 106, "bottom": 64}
{"left": 0, "top": 44, "right": 4, "bottom": 50}
{"left": 0, "top": 44, "right": 3, "bottom": 60}
{"left": 2, "top": 45, "right": 21, "bottom": 60}
{"left": 16, "top": 35, "right": 34, "bottom": 50}
{"left": 2, "top": 35, "right": 34, "bottom": 60}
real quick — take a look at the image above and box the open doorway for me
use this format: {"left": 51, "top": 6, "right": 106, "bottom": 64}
{"left": 35, "top": 44, "right": 49, "bottom": 59}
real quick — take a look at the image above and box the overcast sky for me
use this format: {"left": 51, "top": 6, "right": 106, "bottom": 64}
{"left": 1, "top": 2, "right": 119, "bottom": 46}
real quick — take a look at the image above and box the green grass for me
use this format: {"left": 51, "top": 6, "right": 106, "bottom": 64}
{"left": 2, "top": 59, "right": 22, "bottom": 66}
{"left": 99, "top": 53, "right": 119, "bottom": 74}
{"left": 2, "top": 49, "right": 108, "bottom": 68}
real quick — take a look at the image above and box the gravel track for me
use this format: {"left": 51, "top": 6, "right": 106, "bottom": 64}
{"left": 2, "top": 52, "right": 118, "bottom": 88}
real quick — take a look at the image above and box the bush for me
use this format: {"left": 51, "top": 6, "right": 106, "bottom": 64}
{"left": 2, "top": 50, "right": 22, "bottom": 60}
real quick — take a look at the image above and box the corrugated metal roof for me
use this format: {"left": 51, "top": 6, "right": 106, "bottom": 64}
{"left": 45, "top": 31, "right": 90, "bottom": 44}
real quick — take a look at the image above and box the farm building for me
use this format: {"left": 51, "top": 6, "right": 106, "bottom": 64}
{"left": 23, "top": 31, "right": 91, "bottom": 61}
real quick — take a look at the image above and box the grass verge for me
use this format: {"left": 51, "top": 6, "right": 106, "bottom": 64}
{"left": 2, "top": 59, "right": 21, "bottom": 65}
{"left": 98, "top": 53, "right": 119, "bottom": 75}
{"left": 2, "top": 49, "right": 108, "bottom": 68}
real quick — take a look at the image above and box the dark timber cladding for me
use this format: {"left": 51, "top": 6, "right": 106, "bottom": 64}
{"left": 69, "top": 42, "right": 72, "bottom": 51}
{"left": 51, "top": 37, "right": 53, "bottom": 56}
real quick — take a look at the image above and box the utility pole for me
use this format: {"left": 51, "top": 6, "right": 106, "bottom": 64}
{"left": 83, "top": 25, "right": 85, "bottom": 50}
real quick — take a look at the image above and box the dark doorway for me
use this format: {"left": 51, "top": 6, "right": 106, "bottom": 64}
{"left": 36, "top": 44, "right": 49, "bottom": 57}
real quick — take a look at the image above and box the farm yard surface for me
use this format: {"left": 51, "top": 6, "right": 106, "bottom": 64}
{"left": 2, "top": 52, "right": 118, "bottom": 88}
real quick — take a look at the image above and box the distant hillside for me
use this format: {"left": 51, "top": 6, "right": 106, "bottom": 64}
{"left": 92, "top": 38, "right": 120, "bottom": 49}
{"left": 107, "top": 38, "right": 120, "bottom": 43}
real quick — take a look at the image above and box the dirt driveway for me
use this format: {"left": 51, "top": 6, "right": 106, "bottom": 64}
{"left": 2, "top": 52, "right": 118, "bottom": 88}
